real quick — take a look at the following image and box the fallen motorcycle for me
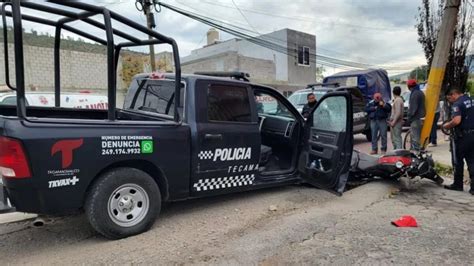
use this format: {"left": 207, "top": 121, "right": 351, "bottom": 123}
{"left": 350, "top": 149, "right": 444, "bottom": 185}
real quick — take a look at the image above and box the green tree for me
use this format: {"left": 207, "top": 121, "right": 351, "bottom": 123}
{"left": 409, "top": 65, "right": 429, "bottom": 81}
{"left": 315, "top": 66, "right": 325, "bottom": 82}
{"left": 416, "top": 0, "right": 473, "bottom": 93}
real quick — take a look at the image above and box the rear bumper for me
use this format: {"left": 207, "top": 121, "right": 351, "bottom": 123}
{"left": 2, "top": 178, "right": 83, "bottom": 215}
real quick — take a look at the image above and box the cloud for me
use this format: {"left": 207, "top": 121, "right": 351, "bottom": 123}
{"left": 160, "top": 0, "right": 427, "bottom": 74}
{"left": 13, "top": 0, "right": 429, "bottom": 75}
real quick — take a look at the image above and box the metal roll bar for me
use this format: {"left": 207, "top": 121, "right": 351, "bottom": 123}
{"left": 0, "top": 0, "right": 182, "bottom": 122}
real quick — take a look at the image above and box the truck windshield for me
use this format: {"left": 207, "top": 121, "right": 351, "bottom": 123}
{"left": 125, "top": 79, "right": 184, "bottom": 118}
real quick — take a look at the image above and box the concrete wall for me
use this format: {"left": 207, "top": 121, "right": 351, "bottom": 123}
{"left": 182, "top": 28, "right": 316, "bottom": 90}
{"left": 182, "top": 51, "right": 276, "bottom": 84}
{"left": 183, "top": 39, "right": 239, "bottom": 63}
{"left": 286, "top": 29, "right": 316, "bottom": 85}
{"left": 237, "top": 30, "right": 288, "bottom": 82}
{"left": 0, "top": 43, "right": 109, "bottom": 91}
{"left": 182, "top": 33, "right": 289, "bottom": 83}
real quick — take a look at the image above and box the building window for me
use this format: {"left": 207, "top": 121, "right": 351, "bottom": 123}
{"left": 298, "top": 46, "right": 310, "bottom": 66}
{"left": 207, "top": 85, "right": 252, "bottom": 123}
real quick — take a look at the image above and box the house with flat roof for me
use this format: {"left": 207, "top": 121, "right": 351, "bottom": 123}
{"left": 181, "top": 28, "right": 316, "bottom": 95}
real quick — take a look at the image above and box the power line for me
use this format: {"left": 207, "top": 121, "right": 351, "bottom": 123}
{"left": 174, "top": 0, "right": 401, "bottom": 66}
{"left": 168, "top": 1, "right": 417, "bottom": 71}
{"left": 197, "top": 0, "right": 412, "bottom": 33}
{"left": 230, "top": 0, "right": 260, "bottom": 34}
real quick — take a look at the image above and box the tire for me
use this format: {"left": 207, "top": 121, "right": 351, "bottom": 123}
{"left": 85, "top": 167, "right": 161, "bottom": 239}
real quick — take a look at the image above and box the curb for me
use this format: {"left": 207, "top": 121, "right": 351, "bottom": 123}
{"left": 0, "top": 212, "right": 37, "bottom": 225}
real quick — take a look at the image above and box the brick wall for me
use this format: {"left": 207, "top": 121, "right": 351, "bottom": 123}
{"left": 0, "top": 43, "right": 110, "bottom": 91}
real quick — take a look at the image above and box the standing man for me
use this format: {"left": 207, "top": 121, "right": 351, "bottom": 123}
{"left": 302, "top": 93, "right": 317, "bottom": 119}
{"left": 442, "top": 87, "right": 474, "bottom": 195}
{"left": 406, "top": 79, "right": 426, "bottom": 151}
{"left": 389, "top": 86, "right": 404, "bottom": 149}
{"left": 366, "top": 92, "right": 391, "bottom": 154}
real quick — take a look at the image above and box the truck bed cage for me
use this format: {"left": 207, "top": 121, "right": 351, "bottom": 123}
{"left": 0, "top": 0, "right": 181, "bottom": 122}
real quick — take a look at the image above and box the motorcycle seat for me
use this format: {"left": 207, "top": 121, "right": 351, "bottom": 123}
{"left": 351, "top": 150, "right": 379, "bottom": 171}
{"left": 382, "top": 149, "right": 412, "bottom": 157}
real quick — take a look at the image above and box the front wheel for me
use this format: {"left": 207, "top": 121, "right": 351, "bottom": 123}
{"left": 85, "top": 167, "right": 161, "bottom": 239}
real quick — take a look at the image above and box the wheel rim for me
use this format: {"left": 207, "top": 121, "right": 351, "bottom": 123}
{"left": 107, "top": 183, "right": 150, "bottom": 227}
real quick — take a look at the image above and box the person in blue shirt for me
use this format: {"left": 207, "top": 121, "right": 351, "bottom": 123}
{"left": 442, "top": 87, "right": 474, "bottom": 195}
{"left": 406, "top": 79, "right": 426, "bottom": 151}
{"left": 366, "top": 92, "right": 391, "bottom": 154}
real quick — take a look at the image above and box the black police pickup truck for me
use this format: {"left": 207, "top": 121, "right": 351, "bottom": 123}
{"left": 0, "top": 1, "right": 353, "bottom": 239}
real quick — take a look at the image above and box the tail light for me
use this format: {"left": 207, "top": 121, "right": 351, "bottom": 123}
{"left": 0, "top": 136, "right": 31, "bottom": 179}
{"left": 378, "top": 156, "right": 412, "bottom": 166}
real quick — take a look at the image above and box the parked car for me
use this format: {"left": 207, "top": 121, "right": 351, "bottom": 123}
{"left": 0, "top": 91, "right": 108, "bottom": 109}
{"left": 401, "top": 90, "right": 411, "bottom": 126}
{"left": 0, "top": 2, "right": 354, "bottom": 239}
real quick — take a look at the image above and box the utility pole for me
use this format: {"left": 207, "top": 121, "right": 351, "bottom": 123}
{"left": 420, "top": 0, "right": 461, "bottom": 149}
{"left": 136, "top": 0, "right": 157, "bottom": 72}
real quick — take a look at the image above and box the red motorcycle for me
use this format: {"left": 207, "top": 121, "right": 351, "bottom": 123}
{"left": 350, "top": 149, "right": 444, "bottom": 185}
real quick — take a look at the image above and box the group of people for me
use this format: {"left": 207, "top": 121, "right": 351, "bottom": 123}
{"left": 367, "top": 81, "right": 474, "bottom": 195}
{"left": 367, "top": 79, "right": 427, "bottom": 154}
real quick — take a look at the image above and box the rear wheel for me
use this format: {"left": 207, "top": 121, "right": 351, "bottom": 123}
{"left": 85, "top": 167, "right": 161, "bottom": 239}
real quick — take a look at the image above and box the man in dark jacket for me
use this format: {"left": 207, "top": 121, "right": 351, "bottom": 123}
{"left": 407, "top": 79, "right": 426, "bottom": 151}
{"left": 302, "top": 93, "right": 317, "bottom": 119}
{"left": 366, "top": 92, "right": 392, "bottom": 154}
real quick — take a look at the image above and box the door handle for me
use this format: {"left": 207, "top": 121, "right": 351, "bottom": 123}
{"left": 204, "top": 134, "right": 223, "bottom": 140}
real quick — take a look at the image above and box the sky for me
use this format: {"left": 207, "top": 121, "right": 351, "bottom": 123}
{"left": 15, "top": 0, "right": 473, "bottom": 76}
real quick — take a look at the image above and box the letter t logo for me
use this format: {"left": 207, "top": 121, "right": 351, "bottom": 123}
{"left": 51, "top": 139, "right": 84, "bottom": 169}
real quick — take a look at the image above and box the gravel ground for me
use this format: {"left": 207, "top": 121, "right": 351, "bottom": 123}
{"left": 262, "top": 181, "right": 474, "bottom": 265}
{"left": 0, "top": 185, "right": 337, "bottom": 264}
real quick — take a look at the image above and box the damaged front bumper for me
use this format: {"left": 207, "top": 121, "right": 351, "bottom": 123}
{"left": 0, "top": 179, "right": 15, "bottom": 214}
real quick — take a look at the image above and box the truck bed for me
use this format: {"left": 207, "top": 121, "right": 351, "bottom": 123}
{"left": 0, "top": 105, "right": 176, "bottom": 122}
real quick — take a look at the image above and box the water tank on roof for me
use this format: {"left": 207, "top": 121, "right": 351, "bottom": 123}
{"left": 207, "top": 28, "right": 219, "bottom": 46}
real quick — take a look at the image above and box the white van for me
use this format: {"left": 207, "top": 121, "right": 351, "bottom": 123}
{"left": 0, "top": 91, "right": 108, "bottom": 109}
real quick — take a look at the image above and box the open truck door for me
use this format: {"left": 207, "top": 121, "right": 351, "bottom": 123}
{"left": 298, "top": 92, "right": 353, "bottom": 195}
